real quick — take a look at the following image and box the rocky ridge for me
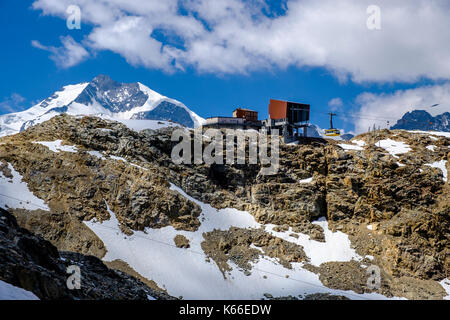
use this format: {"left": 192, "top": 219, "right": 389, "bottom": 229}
{"left": 391, "top": 110, "right": 450, "bottom": 132}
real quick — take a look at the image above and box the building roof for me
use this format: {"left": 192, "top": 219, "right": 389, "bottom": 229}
{"left": 233, "top": 108, "right": 257, "bottom": 112}
{"left": 270, "top": 98, "right": 310, "bottom": 106}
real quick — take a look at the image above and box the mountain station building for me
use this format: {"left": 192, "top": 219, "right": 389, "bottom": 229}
{"left": 204, "top": 99, "right": 311, "bottom": 141}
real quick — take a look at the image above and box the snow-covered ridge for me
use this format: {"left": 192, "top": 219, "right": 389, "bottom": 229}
{"left": 113, "top": 82, "right": 205, "bottom": 128}
{"left": 0, "top": 76, "right": 205, "bottom": 137}
{"left": 0, "top": 83, "right": 88, "bottom": 136}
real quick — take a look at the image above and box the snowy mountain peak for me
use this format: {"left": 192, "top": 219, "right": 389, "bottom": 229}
{"left": 74, "top": 75, "right": 148, "bottom": 113}
{"left": 0, "top": 75, "right": 205, "bottom": 137}
{"left": 92, "top": 74, "right": 116, "bottom": 85}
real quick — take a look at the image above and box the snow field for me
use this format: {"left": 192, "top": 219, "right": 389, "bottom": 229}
{"left": 84, "top": 184, "right": 397, "bottom": 300}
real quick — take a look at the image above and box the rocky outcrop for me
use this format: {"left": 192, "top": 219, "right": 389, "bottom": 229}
{"left": 264, "top": 292, "right": 350, "bottom": 300}
{"left": 201, "top": 227, "right": 308, "bottom": 276}
{"left": 174, "top": 235, "right": 190, "bottom": 248}
{"left": 322, "top": 130, "right": 449, "bottom": 283}
{"left": 10, "top": 208, "right": 106, "bottom": 257}
{"left": 304, "top": 260, "right": 447, "bottom": 300}
{"left": 303, "top": 293, "right": 350, "bottom": 300}
{"left": 391, "top": 110, "right": 450, "bottom": 132}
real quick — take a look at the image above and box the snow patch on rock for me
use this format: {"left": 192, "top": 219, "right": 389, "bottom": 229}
{"left": 34, "top": 140, "right": 78, "bottom": 153}
{"left": 376, "top": 139, "right": 411, "bottom": 158}
{"left": 0, "top": 163, "right": 49, "bottom": 211}
{"left": 337, "top": 143, "right": 364, "bottom": 151}
{"left": 425, "top": 160, "right": 448, "bottom": 182}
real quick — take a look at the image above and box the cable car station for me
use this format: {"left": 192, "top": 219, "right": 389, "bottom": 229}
{"left": 204, "top": 98, "right": 341, "bottom": 142}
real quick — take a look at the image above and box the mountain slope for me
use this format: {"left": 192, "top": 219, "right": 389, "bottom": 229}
{"left": 0, "top": 207, "right": 172, "bottom": 300}
{"left": 0, "top": 114, "right": 448, "bottom": 300}
{"left": 391, "top": 110, "right": 450, "bottom": 132}
{"left": 0, "top": 75, "right": 204, "bottom": 137}
{"left": 0, "top": 83, "right": 88, "bottom": 136}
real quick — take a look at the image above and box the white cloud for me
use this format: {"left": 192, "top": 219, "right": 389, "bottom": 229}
{"left": 31, "top": 0, "right": 450, "bottom": 82}
{"left": 32, "top": 36, "right": 89, "bottom": 68}
{"left": 353, "top": 83, "right": 450, "bottom": 133}
{"left": 10, "top": 93, "right": 26, "bottom": 105}
{"left": 0, "top": 94, "right": 27, "bottom": 113}
{"left": 328, "top": 98, "right": 343, "bottom": 111}
{"left": 86, "top": 16, "right": 173, "bottom": 70}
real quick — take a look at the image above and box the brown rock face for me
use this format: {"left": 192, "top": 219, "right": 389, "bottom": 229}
{"left": 10, "top": 208, "right": 106, "bottom": 257}
{"left": 0, "top": 114, "right": 448, "bottom": 299}
{"left": 201, "top": 227, "right": 308, "bottom": 277}
{"left": 322, "top": 131, "right": 449, "bottom": 282}
{"left": 0, "top": 115, "right": 202, "bottom": 237}
{"left": 174, "top": 234, "right": 190, "bottom": 248}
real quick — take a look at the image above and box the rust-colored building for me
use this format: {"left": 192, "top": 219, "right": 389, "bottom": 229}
{"left": 233, "top": 108, "right": 258, "bottom": 122}
{"left": 269, "top": 99, "right": 310, "bottom": 124}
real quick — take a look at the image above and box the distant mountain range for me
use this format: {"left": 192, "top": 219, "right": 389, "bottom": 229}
{"left": 0, "top": 75, "right": 204, "bottom": 136}
{"left": 391, "top": 110, "right": 449, "bottom": 132}
{"left": 5, "top": 75, "right": 447, "bottom": 140}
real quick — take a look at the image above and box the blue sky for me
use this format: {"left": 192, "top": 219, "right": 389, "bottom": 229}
{"left": 1, "top": 0, "right": 449, "bottom": 133}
